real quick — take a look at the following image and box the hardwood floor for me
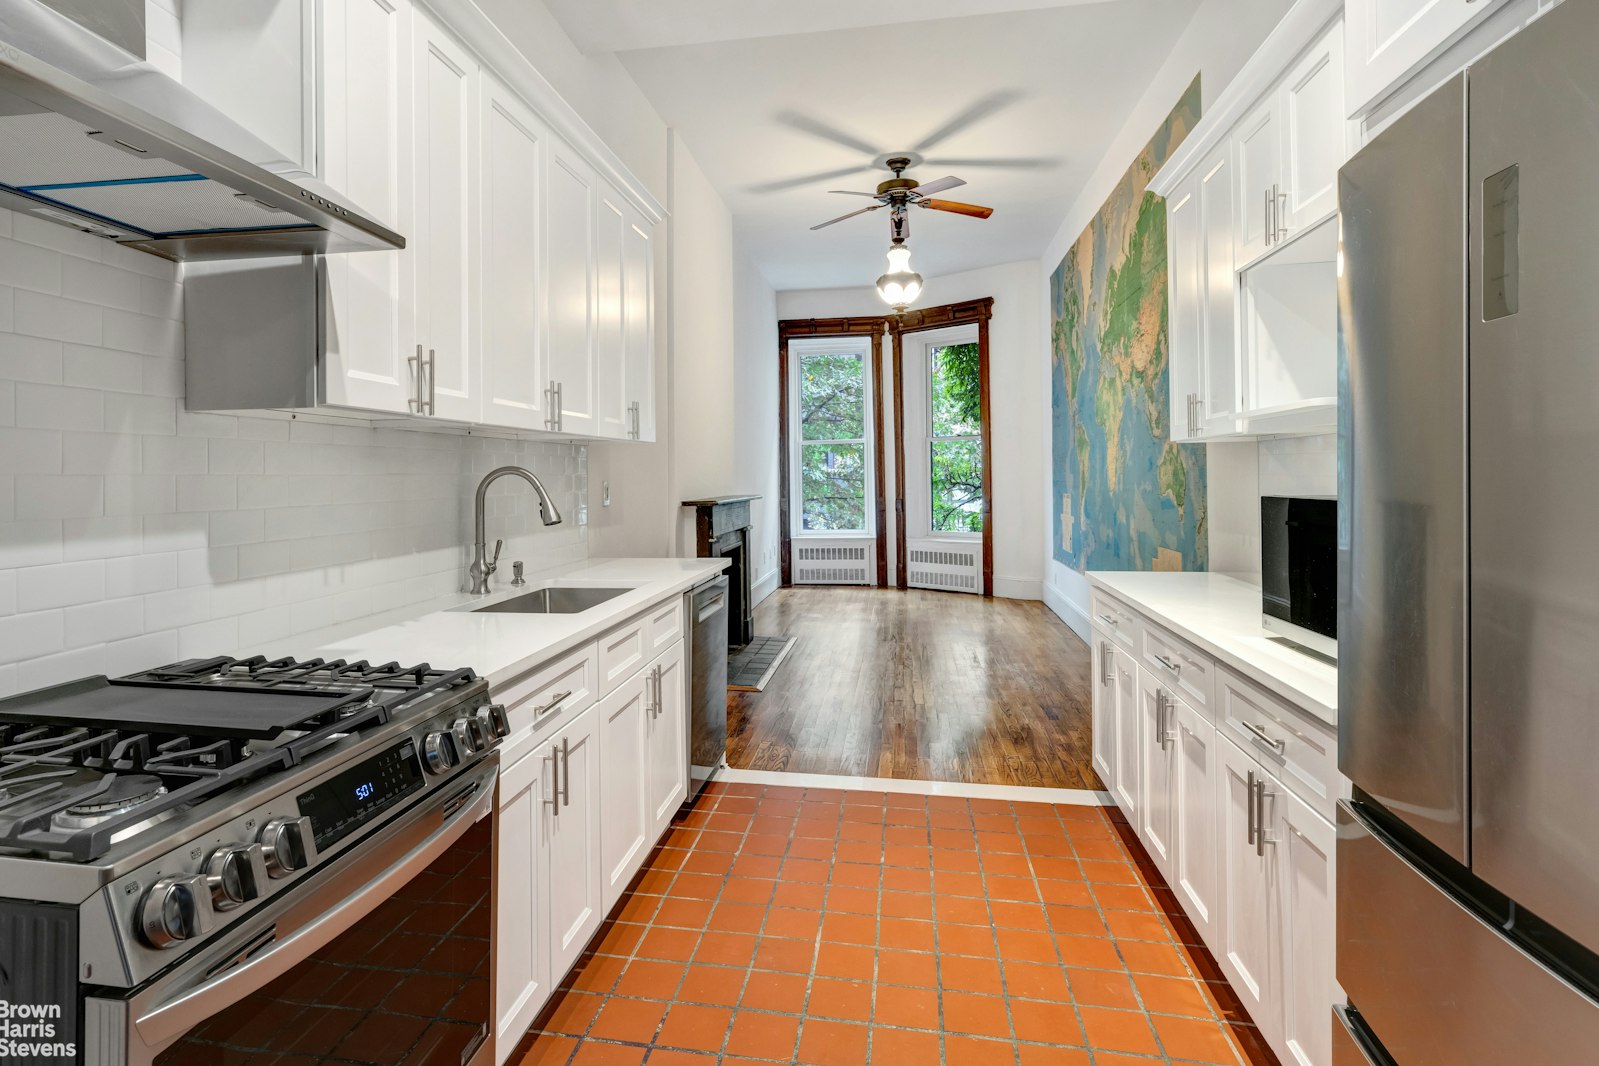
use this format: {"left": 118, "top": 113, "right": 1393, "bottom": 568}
{"left": 727, "top": 587, "right": 1102, "bottom": 789}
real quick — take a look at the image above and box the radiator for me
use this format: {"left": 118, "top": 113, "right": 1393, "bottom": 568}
{"left": 907, "top": 541, "right": 980, "bottom": 594}
{"left": 794, "top": 541, "right": 872, "bottom": 585}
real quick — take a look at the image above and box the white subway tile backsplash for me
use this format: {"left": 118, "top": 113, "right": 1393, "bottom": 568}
{"left": 16, "top": 384, "right": 102, "bottom": 432}
{"left": 17, "top": 559, "right": 104, "bottom": 611}
{"left": 0, "top": 201, "right": 586, "bottom": 689}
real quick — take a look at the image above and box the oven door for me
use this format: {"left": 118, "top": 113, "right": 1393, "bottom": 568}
{"left": 84, "top": 757, "right": 498, "bottom": 1066}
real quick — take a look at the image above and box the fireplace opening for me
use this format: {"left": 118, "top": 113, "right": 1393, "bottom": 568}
{"left": 683, "top": 495, "right": 758, "bottom": 649}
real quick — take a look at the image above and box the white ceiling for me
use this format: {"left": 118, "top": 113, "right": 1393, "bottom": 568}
{"left": 546, "top": 0, "right": 1205, "bottom": 291}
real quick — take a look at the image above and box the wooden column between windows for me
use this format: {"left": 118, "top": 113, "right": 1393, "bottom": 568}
{"left": 777, "top": 316, "right": 891, "bottom": 588}
{"left": 888, "top": 297, "right": 995, "bottom": 597}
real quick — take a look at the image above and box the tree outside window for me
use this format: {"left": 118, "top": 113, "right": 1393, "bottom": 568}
{"left": 798, "top": 352, "right": 868, "bottom": 531}
{"left": 928, "top": 343, "right": 984, "bottom": 533}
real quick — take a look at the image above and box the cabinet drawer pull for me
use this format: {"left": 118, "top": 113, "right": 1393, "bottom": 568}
{"left": 1242, "top": 720, "right": 1286, "bottom": 753}
{"left": 534, "top": 690, "right": 573, "bottom": 717}
{"left": 1155, "top": 654, "right": 1181, "bottom": 674}
{"left": 1095, "top": 613, "right": 1118, "bottom": 627}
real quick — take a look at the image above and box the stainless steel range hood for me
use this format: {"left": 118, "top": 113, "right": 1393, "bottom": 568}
{"left": 0, "top": 4, "right": 404, "bottom": 261}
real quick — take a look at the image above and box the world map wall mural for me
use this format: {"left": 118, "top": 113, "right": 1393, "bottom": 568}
{"left": 1051, "top": 75, "right": 1206, "bottom": 573}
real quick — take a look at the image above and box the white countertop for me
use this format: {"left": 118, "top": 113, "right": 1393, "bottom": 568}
{"left": 1087, "top": 571, "right": 1337, "bottom": 726}
{"left": 248, "top": 557, "right": 729, "bottom": 690}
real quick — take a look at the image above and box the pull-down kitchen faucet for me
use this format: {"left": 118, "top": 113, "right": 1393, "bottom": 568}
{"left": 469, "top": 466, "right": 563, "bottom": 594}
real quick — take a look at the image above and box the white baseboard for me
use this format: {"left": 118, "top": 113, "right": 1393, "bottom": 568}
{"left": 716, "top": 766, "right": 1112, "bottom": 807}
{"left": 991, "top": 576, "right": 1043, "bottom": 601}
{"left": 751, "top": 566, "right": 780, "bottom": 607}
{"left": 1043, "top": 581, "right": 1091, "bottom": 641}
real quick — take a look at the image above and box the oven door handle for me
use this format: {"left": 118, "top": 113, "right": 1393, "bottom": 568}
{"left": 131, "top": 761, "right": 497, "bottom": 1049}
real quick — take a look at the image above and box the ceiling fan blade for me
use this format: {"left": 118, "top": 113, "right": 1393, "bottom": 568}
{"left": 912, "top": 90, "right": 1023, "bottom": 154}
{"left": 810, "top": 204, "right": 882, "bottom": 231}
{"left": 910, "top": 175, "right": 966, "bottom": 197}
{"left": 749, "top": 165, "right": 874, "bottom": 194}
{"left": 828, "top": 189, "right": 878, "bottom": 197}
{"left": 775, "top": 112, "right": 881, "bottom": 157}
{"left": 921, "top": 199, "right": 994, "bottom": 219}
{"left": 925, "top": 156, "right": 1059, "bottom": 170}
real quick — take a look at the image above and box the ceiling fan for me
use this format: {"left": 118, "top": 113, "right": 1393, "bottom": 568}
{"left": 809, "top": 156, "right": 995, "bottom": 232}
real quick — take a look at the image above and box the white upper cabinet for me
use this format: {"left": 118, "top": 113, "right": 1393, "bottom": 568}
{"left": 1166, "top": 176, "right": 1204, "bottom": 445}
{"left": 546, "top": 146, "right": 600, "bottom": 437}
{"left": 1168, "top": 143, "right": 1239, "bottom": 443}
{"left": 1281, "top": 22, "right": 1346, "bottom": 232}
{"left": 480, "top": 75, "right": 550, "bottom": 432}
{"left": 622, "top": 207, "right": 657, "bottom": 442}
{"left": 411, "top": 13, "right": 480, "bottom": 422}
{"left": 1233, "top": 98, "right": 1282, "bottom": 267}
{"left": 1345, "top": 0, "right": 1509, "bottom": 116}
{"left": 594, "top": 189, "right": 630, "bottom": 439}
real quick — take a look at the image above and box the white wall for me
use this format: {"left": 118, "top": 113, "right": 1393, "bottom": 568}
{"left": 775, "top": 258, "right": 1045, "bottom": 599}
{"left": 732, "top": 237, "right": 780, "bottom": 603}
{"left": 0, "top": 211, "right": 586, "bottom": 699}
{"left": 1037, "top": 0, "right": 1295, "bottom": 636}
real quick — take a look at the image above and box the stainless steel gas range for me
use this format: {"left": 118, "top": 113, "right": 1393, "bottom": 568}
{"left": 0, "top": 656, "right": 508, "bottom": 1066}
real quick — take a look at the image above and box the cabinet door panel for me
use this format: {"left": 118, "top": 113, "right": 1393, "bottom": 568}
{"left": 1110, "top": 654, "right": 1141, "bottom": 824}
{"left": 599, "top": 672, "right": 650, "bottom": 911}
{"left": 623, "top": 209, "right": 656, "bottom": 441}
{"left": 320, "top": 0, "right": 412, "bottom": 413}
{"left": 1199, "top": 147, "right": 1238, "bottom": 432}
{"left": 547, "top": 147, "right": 598, "bottom": 435}
{"left": 1090, "top": 631, "right": 1118, "bottom": 790}
{"left": 412, "top": 15, "right": 478, "bottom": 422}
{"left": 480, "top": 80, "right": 547, "bottom": 431}
{"left": 1283, "top": 23, "right": 1346, "bottom": 233}
{"left": 594, "top": 189, "right": 629, "bottom": 438}
{"left": 1233, "top": 98, "right": 1281, "bottom": 266}
{"left": 647, "top": 643, "right": 687, "bottom": 837}
{"left": 1173, "top": 700, "right": 1219, "bottom": 949}
{"left": 1166, "top": 176, "right": 1203, "bottom": 443}
{"left": 1137, "top": 669, "right": 1178, "bottom": 883}
{"left": 1345, "top": 0, "right": 1507, "bottom": 116}
{"left": 495, "top": 751, "right": 551, "bottom": 1061}
{"left": 544, "top": 706, "right": 602, "bottom": 978}
{"left": 1216, "top": 736, "right": 1280, "bottom": 1047}
{"left": 1278, "top": 789, "right": 1335, "bottom": 1066}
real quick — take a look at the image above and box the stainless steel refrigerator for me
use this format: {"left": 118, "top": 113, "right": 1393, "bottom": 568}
{"left": 1337, "top": 2, "right": 1599, "bottom": 1061}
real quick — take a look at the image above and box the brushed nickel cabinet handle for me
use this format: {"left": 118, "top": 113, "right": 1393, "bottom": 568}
{"left": 560, "top": 737, "right": 571, "bottom": 807}
{"left": 408, "top": 345, "right": 422, "bottom": 412}
{"left": 1100, "top": 642, "right": 1114, "bottom": 685}
{"left": 1155, "top": 654, "right": 1181, "bottom": 674}
{"left": 1246, "top": 769, "right": 1258, "bottom": 846}
{"left": 1242, "top": 720, "right": 1286, "bottom": 753}
{"left": 425, "top": 348, "right": 436, "bottom": 414}
{"left": 534, "top": 690, "right": 572, "bottom": 717}
{"left": 546, "top": 751, "right": 560, "bottom": 816}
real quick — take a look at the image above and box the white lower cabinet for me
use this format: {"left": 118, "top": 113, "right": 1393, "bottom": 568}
{"left": 493, "top": 605, "right": 689, "bottom": 1063}
{"left": 1172, "top": 698, "right": 1219, "bottom": 948}
{"left": 1110, "top": 651, "right": 1141, "bottom": 824}
{"left": 1137, "top": 667, "right": 1179, "bottom": 884}
{"left": 1090, "top": 630, "right": 1118, "bottom": 790}
{"left": 1277, "top": 784, "right": 1336, "bottom": 1066}
{"left": 1216, "top": 733, "right": 1282, "bottom": 1047}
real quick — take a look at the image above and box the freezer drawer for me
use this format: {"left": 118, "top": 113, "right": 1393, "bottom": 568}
{"left": 1337, "top": 802, "right": 1599, "bottom": 1065}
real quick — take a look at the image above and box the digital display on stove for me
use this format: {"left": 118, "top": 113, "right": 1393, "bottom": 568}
{"left": 297, "top": 741, "right": 425, "bottom": 849}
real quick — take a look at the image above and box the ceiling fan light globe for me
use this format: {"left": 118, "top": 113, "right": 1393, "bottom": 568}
{"left": 876, "top": 243, "right": 924, "bottom": 311}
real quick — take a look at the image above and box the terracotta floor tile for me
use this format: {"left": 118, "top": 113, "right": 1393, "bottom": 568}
{"left": 677, "top": 964, "right": 747, "bottom": 1007}
{"left": 1016, "top": 1046, "right": 1094, "bottom": 1066}
{"left": 1152, "top": 1015, "right": 1241, "bottom": 1064}
{"left": 942, "top": 991, "right": 1012, "bottom": 1039}
{"left": 814, "top": 942, "right": 874, "bottom": 981}
{"left": 941, "top": 955, "right": 1005, "bottom": 995}
{"left": 780, "top": 858, "right": 832, "bottom": 883}
{"left": 637, "top": 927, "right": 699, "bottom": 963}
{"left": 1065, "top": 967, "right": 1140, "bottom": 1011}
{"left": 938, "top": 922, "right": 999, "bottom": 958}
{"left": 931, "top": 828, "right": 977, "bottom": 850}
{"left": 1010, "top": 998, "right": 1085, "bottom": 1046}
{"left": 885, "top": 844, "right": 933, "bottom": 867}
{"left": 987, "top": 875, "right": 1042, "bottom": 902}
{"left": 991, "top": 900, "right": 1049, "bottom": 931}
{"left": 995, "top": 928, "right": 1059, "bottom": 964}
{"left": 1076, "top": 1006, "right": 1160, "bottom": 1055}
{"left": 1002, "top": 961, "right": 1072, "bottom": 1003}
{"left": 730, "top": 854, "right": 783, "bottom": 879}
{"left": 880, "top": 890, "right": 934, "bottom": 920}
{"left": 932, "top": 848, "right": 983, "bottom": 874}
{"left": 1133, "top": 974, "right": 1215, "bottom": 1019}
{"left": 1053, "top": 934, "right": 1125, "bottom": 971}
{"left": 668, "top": 874, "right": 724, "bottom": 901}
{"left": 725, "top": 1011, "right": 801, "bottom": 1059}
{"left": 566, "top": 954, "right": 627, "bottom": 995}
{"left": 541, "top": 991, "right": 604, "bottom": 1036}
{"left": 743, "top": 833, "right": 791, "bottom": 857}
{"left": 772, "top": 881, "right": 827, "bottom": 909}
{"left": 1031, "top": 857, "right": 1083, "bottom": 881}
{"left": 945, "top": 1033, "right": 1018, "bottom": 1063}
{"left": 740, "top": 970, "right": 809, "bottom": 1013}
{"left": 874, "top": 984, "right": 940, "bottom": 1030}
{"left": 753, "top": 936, "right": 815, "bottom": 974}
{"left": 880, "top": 917, "right": 936, "bottom": 952}
{"left": 882, "top": 867, "right": 933, "bottom": 893}
{"left": 681, "top": 850, "right": 736, "bottom": 876}
{"left": 722, "top": 878, "right": 779, "bottom": 906}
{"left": 655, "top": 1003, "right": 733, "bottom": 1053}
{"left": 588, "top": 997, "right": 666, "bottom": 1044}
{"left": 796, "top": 1018, "right": 869, "bottom": 1066}
{"left": 615, "top": 894, "right": 662, "bottom": 924}
{"left": 653, "top": 898, "right": 713, "bottom": 930}
{"left": 1093, "top": 883, "right": 1156, "bottom": 913}
{"left": 837, "top": 821, "right": 882, "bottom": 843}
{"left": 808, "top": 978, "right": 873, "bottom": 1023}
{"left": 1046, "top": 905, "right": 1109, "bottom": 938}
{"left": 708, "top": 902, "right": 767, "bottom": 935}
{"left": 647, "top": 1052, "right": 719, "bottom": 1066}
{"left": 695, "top": 931, "right": 758, "bottom": 968}
{"left": 871, "top": 1027, "right": 941, "bottom": 1062}
{"left": 569, "top": 1040, "right": 646, "bottom": 1065}
{"left": 1228, "top": 1022, "right": 1280, "bottom": 1066}
{"left": 884, "top": 825, "right": 929, "bottom": 846}
{"left": 593, "top": 922, "right": 647, "bottom": 957}
{"left": 828, "top": 862, "right": 881, "bottom": 889}
{"left": 876, "top": 948, "right": 940, "bottom": 988}
{"left": 1117, "top": 939, "right": 1190, "bottom": 978}
{"left": 981, "top": 852, "right": 1036, "bottom": 877}
{"left": 935, "top": 895, "right": 991, "bottom": 925}
{"left": 1101, "top": 909, "right": 1172, "bottom": 943}
{"left": 825, "top": 886, "right": 878, "bottom": 915}
{"left": 1038, "top": 880, "right": 1096, "bottom": 908}
{"left": 835, "top": 840, "right": 881, "bottom": 865}
{"left": 1078, "top": 859, "right": 1139, "bottom": 884}
{"left": 978, "top": 832, "right": 1027, "bottom": 853}
{"left": 516, "top": 1032, "right": 577, "bottom": 1066}
{"left": 613, "top": 960, "right": 685, "bottom": 1000}
{"left": 933, "top": 871, "right": 986, "bottom": 898}
{"left": 764, "top": 906, "right": 823, "bottom": 941}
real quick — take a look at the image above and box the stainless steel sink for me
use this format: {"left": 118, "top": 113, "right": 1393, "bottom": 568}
{"left": 471, "top": 586, "right": 634, "bottom": 614}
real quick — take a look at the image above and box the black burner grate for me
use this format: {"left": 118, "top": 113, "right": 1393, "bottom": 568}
{"left": 0, "top": 656, "right": 477, "bottom": 862}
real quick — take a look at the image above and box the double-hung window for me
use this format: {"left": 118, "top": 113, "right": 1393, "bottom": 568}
{"left": 789, "top": 337, "right": 874, "bottom": 535}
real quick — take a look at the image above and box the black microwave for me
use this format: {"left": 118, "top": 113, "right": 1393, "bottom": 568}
{"left": 1260, "top": 495, "right": 1337, "bottom": 660}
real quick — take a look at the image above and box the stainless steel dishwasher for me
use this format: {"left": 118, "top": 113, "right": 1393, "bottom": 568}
{"left": 687, "top": 575, "right": 729, "bottom": 802}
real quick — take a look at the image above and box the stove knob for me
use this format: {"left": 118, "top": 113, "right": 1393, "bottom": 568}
{"left": 259, "top": 816, "right": 317, "bottom": 878}
{"left": 139, "top": 874, "right": 214, "bottom": 948}
{"left": 423, "top": 730, "right": 458, "bottom": 774}
{"left": 451, "top": 716, "right": 484, "bottom": 757}
{"left": 206, "top": 843, "right": 269, "bottom": 909}
{"left": 475, "top": 703, "right": 510, "bottom": 741}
